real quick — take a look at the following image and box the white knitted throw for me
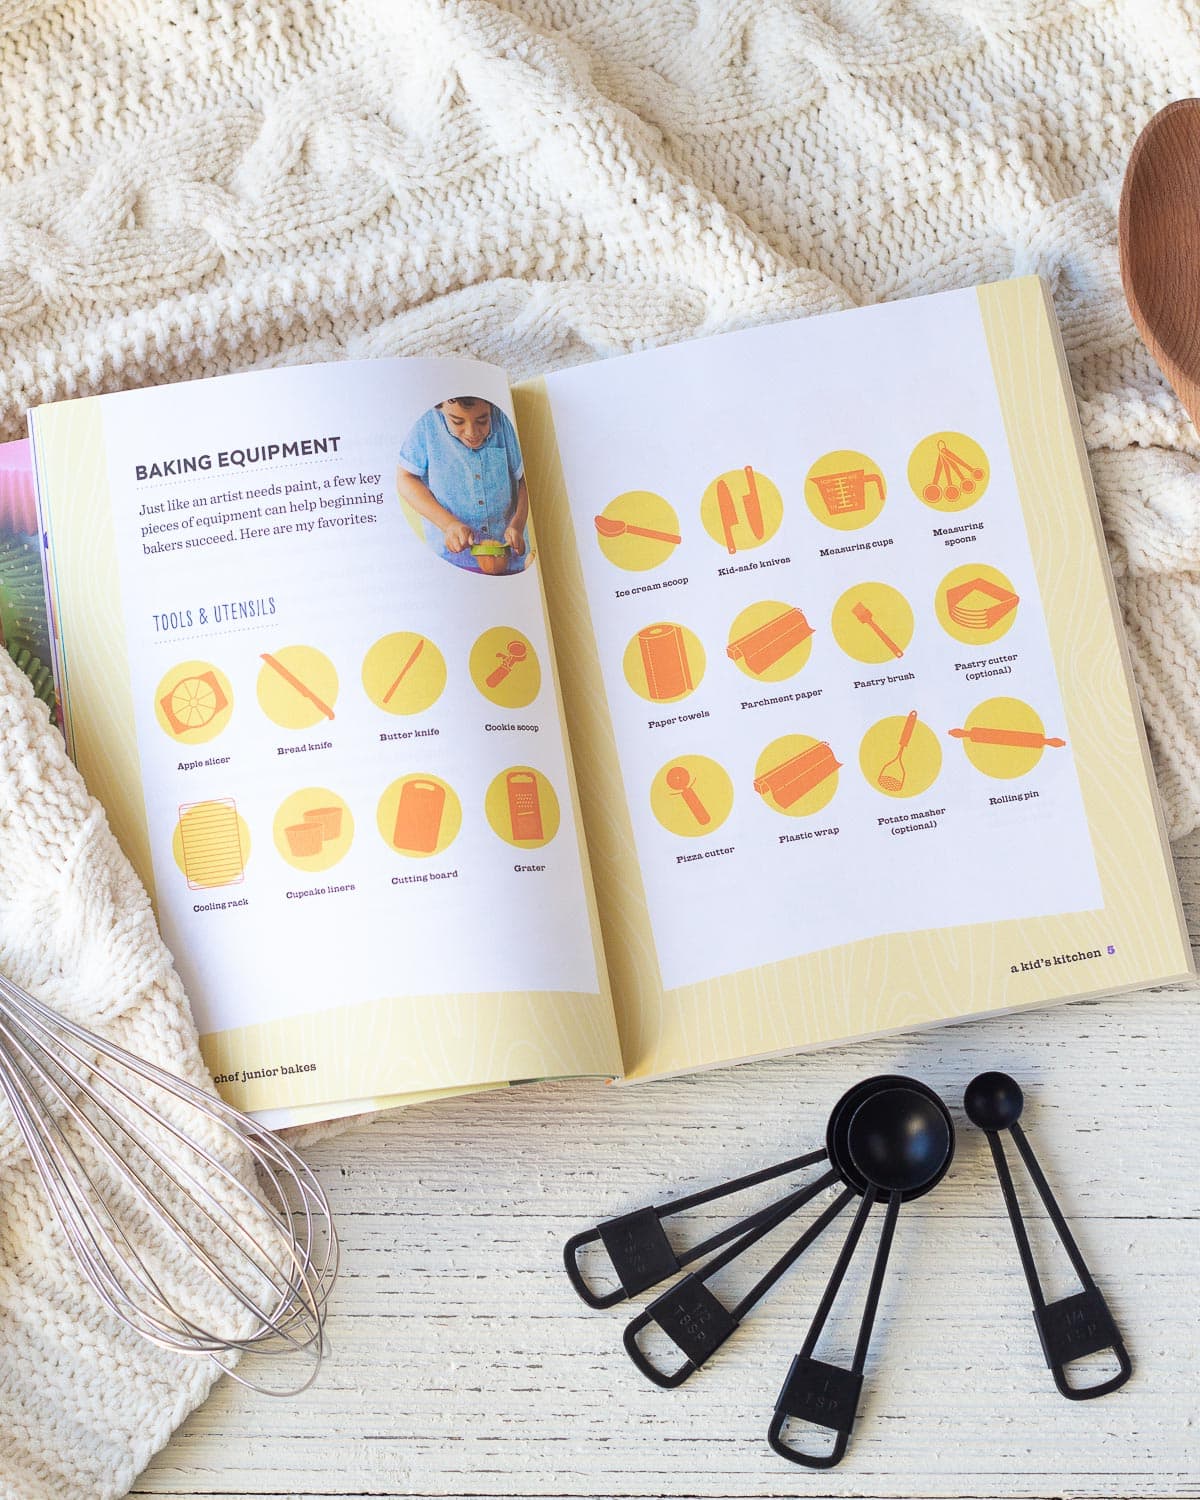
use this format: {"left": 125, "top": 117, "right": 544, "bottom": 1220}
{"left": 1, "top": 2, "right": 1198, "bottom": 1495}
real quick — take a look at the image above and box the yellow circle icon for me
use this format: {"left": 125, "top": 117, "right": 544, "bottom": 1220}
{"left": 594, "top": 490, "right": 682, "bottom": 571}
{"left": 257, "top": 646, "right": 339, "bottom": 730}
{"left": 754, "top": 734, "right": 840, "bottom": 817}
{"left": 699, "top": 466, "right": 783, "bottom": 553}
{"left": 623, "top": 622, "right": 705, "bottom": 704}
{"left": 726, "top": 601, "right": 815, "bottom": 682}
{"left": 804, "top": 450, "right": 887, "bottom": 532}
{"left": 908, "top": 431, "right": 990, "bottom": 512}
{"left": 468, "top": 627, "right": 541, "bottom": 709}
{"left": 172, "top": 799, "right": 250, "bottom": 889}
{"left": 377, "top": 774, "right": 461, "bottom": 858}
{"left": 649, "top": 755, "right": 733, "bottom": 838}
{"left": 484, "top": 767, "right": 561, "bottom": 849}
{"left": 935, "top": 563, "right": 1020, "bottom": 646}
{"left": 273, "top": 788, "right": 354, "bottom": 872}
{"left": 154, "top": 660, "right": 234, "bottom": 744}
{"left": 830, "top": 582, "right": 914, "bottom": 664}
{"left": 859, "top": 712, "right": 941, "bottom": 799}
{"left": 952, "top": 697, "right": 1065, "bottom": 779}
{"left": 361, "top": 632, "right": 446, "bottom": 715}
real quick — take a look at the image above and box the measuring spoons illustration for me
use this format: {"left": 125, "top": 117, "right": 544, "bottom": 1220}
{"left": 665, "top": 765, "right": 710, "bottom": 826}
{"left": 964, "top": 1072, "right": 1131, "bottom": 1401}
{"left": 485, "top": 640, "right": 529, "bottom": 689}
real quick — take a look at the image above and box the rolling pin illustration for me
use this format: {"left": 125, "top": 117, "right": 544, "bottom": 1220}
{"left": 949, "top": 726, "right": 1066, "bottom": 748}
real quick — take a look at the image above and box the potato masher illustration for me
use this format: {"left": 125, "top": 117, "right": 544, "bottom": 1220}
{"left": 877, "top": 710, "right": 918, "bottom": 792}
{"left": 161, "top": 670, "right": 229, "bottom": 736}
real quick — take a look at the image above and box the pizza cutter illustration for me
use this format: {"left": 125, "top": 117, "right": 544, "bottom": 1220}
{"left": 665, "top": 764, "right": 710, "bottom": 826}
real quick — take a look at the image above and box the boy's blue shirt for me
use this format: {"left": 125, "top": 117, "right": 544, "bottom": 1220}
{"left": 398, "top": 405, "right": 526, "bottom": 571}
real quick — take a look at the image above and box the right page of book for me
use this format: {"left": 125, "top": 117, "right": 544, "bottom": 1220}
{"left": 518, "top": 275, "right": 1192, "bottom": 1081}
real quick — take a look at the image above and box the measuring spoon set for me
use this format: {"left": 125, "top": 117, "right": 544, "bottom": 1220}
{"left": 564, "top": 1072, "right": 1130, "bottom": 1468}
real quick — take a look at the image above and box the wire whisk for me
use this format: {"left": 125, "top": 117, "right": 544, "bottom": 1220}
{"left": 0, "top": 968, "right": 338, "bottom": 1395}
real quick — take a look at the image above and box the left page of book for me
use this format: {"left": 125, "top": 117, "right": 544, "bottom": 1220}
{"left": 29, "top": 357, "right": 620, "bottom": 1118}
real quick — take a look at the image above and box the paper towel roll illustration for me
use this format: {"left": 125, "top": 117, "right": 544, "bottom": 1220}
{"left": 637, "top": 623, "right": 692, "bottom": 701}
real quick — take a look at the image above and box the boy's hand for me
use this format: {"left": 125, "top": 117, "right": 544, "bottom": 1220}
{"left": 504, "top": 523, "right": 525, "bottom": 556}
{"left": 443, "top": 521, "right": 474, "bottom": 553}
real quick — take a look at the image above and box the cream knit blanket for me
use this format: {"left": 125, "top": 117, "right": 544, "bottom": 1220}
{"left": 1, "top": 1, "right": 1198, "bottom": 1495}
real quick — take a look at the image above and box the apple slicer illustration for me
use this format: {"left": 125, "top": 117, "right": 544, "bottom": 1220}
{"left": 921, "top": 439, "right": 984, "bottom": 503}
{"left": 850, "top": 599, "right": 904, "bottom": 659}
{"left": 175, "top": 799, "right": 248, "bottom": 889}
{"left": 754, "top": 742, "right": 841, "bottom": 811}
{"left": 726, "top": 607, "right": 814, "bottom": 676}
{"left": 155, "top": 661, "right": 235, "bottom": 744}
{"left": 162, "top": 671, "right": 228, "bottom": 735}
{"left": 877, "top": 711, "right": 918, "bottom": 792}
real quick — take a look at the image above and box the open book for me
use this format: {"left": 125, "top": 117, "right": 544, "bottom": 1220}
{"left": 29, "top": 277, "right": 1192, "bottom": 1126}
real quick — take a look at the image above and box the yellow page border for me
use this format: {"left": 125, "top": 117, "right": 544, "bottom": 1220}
{"left": 519, "top": 276, "right": 1192, "bottom": 1083}
{"left": 32, "top": 390, "right": 622, "bottom": 1115}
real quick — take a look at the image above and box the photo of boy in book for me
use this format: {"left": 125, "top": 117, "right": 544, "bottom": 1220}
{"left": 396, "top": 397, "right": 530, "bottom": 574}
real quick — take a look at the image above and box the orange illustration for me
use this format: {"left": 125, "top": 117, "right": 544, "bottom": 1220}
{"left": 382, "top": 637, "right": 425, "bottom": 705}
{"left": 808, "top": 466, "right": 884, "bottom": 519}
{"left": 850, "top": 599, "right": 904, "bottom": 659}
{"left": 638, "top": 623, "right": 693, "bottom": 701}
{"left": 753, "top": 741, "right": 841, "bottom": 809}
{"left": 260, "top": 651, "right": 336, "bottom": 720}
{"left": 160, "top": 670, "right": 228, "bottom": 735}
{"left": 175, "top": 798, "right": 248, "bottom": 889}
{"left": 506, "top": 770, "right": 545, "bottom": 842}
{"left": 877, "top": 710, "right": 918, "bottom": 792}
{"left": 948, "top": 725, "right": 1066, "bottom": 748}
{"left": 486, "top": 639, "right": 529, "bottom": 689}
{"left": 393, "top": 777, "right": 446, "bottom": 855}
{"left": 945, "top": 576, "right": 1019, "bottom": 630}
{"left": 921, "top": 439, "right": 985, "bottom": 503}
{"left": 726, "top": 606, "right": 813, "bottom": 675}
{"left": 665, "top": 764, "right": 710, "bottom": 826}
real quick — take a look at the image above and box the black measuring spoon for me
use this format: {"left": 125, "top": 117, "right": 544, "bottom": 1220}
{"left": 768, "top": 1076, "right": 954, "bottom": 1468}
{"left": 964, "top": 1071, "right": 1131, "bottom": 1400}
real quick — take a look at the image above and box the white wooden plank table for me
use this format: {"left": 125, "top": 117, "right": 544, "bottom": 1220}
{"left": 134, "top": 833, "right": 1200, "bottom": 1499}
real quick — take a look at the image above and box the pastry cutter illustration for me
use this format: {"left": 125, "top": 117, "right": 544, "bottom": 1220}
{"left": 716, "top": 478, "right": 739, "bottom": 554}
{"left": 964, "top": 1073, "right": 1131, "bottom": 1400}
{"left": 260, "top": 652, "right": 336, "bottom": 720}
{"left": 743, "top": 465, "right": 764, "bottom": 540}
{"left": 594, "top": 515, "right": 682, "bottom": 544}
{"left": 877, "top": 710, "right": 917, "bottom": 792}
{"left": 850, "top": 600, "right": 904, "bottom": 658}
{"left": 382, "top": 636, "right": 424, "bottom": 705}
{"left": 949, "top": 725, "right": 1065, "bottom": 748}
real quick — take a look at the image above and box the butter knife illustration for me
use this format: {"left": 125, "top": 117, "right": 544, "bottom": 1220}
{"left": 743, "top": 464, "right": 764, "bottom": 540}
{"left": 382, "top": 636, "right": 425, "bottom": 705}
{"left": 717, "top": 478, "right": 738, "bottom": 554}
